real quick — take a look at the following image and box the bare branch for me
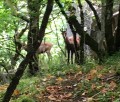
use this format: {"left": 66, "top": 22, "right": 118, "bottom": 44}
{"left": 85, "top": 0, "right": 101, "bottom": 30}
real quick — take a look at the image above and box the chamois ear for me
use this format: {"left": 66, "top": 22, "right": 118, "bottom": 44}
{"left": 60, "top": 27, "right": 67, "bottom": 32}
{"left": 60, "top": 28, "right": 67, "bottom": 38}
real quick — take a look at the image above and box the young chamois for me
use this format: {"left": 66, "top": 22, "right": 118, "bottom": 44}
{"left": 22, "top": 42, "right": 53, "bottom": 58}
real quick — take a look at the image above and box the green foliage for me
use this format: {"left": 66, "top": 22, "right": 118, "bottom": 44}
{"left": 39, "top": 52, "right": 71, "bottom": 76}
{"left": 0, "top": 92, "right": 5, "bottom": 101}
{"left": 1, "top": 52, "right": 120, "bottom": 102}
{"left": 82, "top": 58, "right": 97, "bottom": 73}
{"left": 0, "top": 0, "right": 27, "bottom": 73}
{"left": 21, "top": 97, "right": 35, "bottom": 102}
{"left": 12, "top": 96, "right": 35, "bottom": 102}
{"left": 104, "top": 52, "right": 120, "bottom": 74}
{"left": 114, "top": 98, "right": 120, "bottom": 102}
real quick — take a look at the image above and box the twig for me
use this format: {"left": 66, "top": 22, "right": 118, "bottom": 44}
{"left": 50, "top": 14, "right": 66, "bottom": 56}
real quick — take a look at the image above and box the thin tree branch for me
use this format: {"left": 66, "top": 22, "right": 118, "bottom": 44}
{"left": 50, "top": 14, "right": 66, "bottom": 56}
{"left": 85, "top": 0, "right": 101, "bottom": 30}
{"left": 13, "top": 13, "right": 29, "bottom": 23}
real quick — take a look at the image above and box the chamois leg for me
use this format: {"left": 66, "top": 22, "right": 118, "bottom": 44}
{"left": 71, "top": 51, "right": 74, "bottom": 64}
{"left": 46, "top": 51, "right": 52, "bottom": 62}
{"left": 67, "top": 50, "right": 70, "bottom": 64}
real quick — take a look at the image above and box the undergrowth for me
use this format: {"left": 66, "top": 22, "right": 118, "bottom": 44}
{"left": 0, "top": 52, "right": 120, "bottom": 102}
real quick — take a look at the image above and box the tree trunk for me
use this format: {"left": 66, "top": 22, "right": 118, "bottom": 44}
{"left": 27, "top": 0, "right": 40, "bottom": 75}
{"left": 98, "top": 0, "right": 107, "bottom": 57}
{"left": 104, "top": 0, "right": 115, "bottom": 55}
{"left": 28, "top": 54, "right": 39, "bottom": 75}
{"left": 78, "top": 0, "right": 84, "bottom": 64}
{"left": 115, "top": 4, "right": 120, "bottom": 51}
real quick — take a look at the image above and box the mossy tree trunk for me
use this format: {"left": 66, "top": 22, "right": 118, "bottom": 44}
{"left": 27, "top": 0, "right": 40, "bottom": 75}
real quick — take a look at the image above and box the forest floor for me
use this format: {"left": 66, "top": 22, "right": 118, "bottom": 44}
{"left": 0, "top": 52, "right": 120, "bottom": 102}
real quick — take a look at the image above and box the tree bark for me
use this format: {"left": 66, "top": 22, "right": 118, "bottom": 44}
{"left": 104, "top": 0, "right": 115, "bottom": 55}
{"left": 27, "top": 0, "right": 40, "bottom": 75}
{"left": 85, "top": 0, "right": 101, "bottom": 30}
{"left": 78, "top": 0, "right": 85, "bottom": 64}
{"left": 115, "top": 4, "right": 120, "bottom": 51}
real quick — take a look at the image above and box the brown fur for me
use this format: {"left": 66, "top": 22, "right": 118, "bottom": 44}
{"left": 62, "top": 31, "right": 80, "bottom": 64}
{"left": 22, "top": 42, "right": 53, "bottom": 57}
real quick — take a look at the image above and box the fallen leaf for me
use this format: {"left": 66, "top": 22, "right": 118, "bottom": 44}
{"left": 91, "top": 84, "right": 96, "bottom": 90}
{"left": 46, "top": 74, "right": 54, "bottom": 79}
{"left": 56, "top": 77, "right": 64, "bottom": 84}
{"left": 101, "top": 88, "right": 108, "bottom": 94}
{"left": 86, "top": 69, "right": 97, "bottom": 80}
{"left": 96, "top": 65, "right": 104, "bottom": 70}
{"left": 64, "top": 93, "right": 72, "bottom": 98}
{"left": 65, "top": 85, "right": 73, "bottom": 89}
{"left": 42, "top": 78, "right": 47, "bottom": 82}
{"left": 90, "top": 69, "right": 97, "bottom": 76}
{"left": 82, "top": 90, "right": 88, "bottom": 96}
{"left": 56, "top": 77, "right": 63, "bottom": 82}
{"left": 13, "top": 89, "right": 20, "bottom": 96}
{"left": 109, "top": 81, "right": 117, "bottom": 90}
{"left": 48, "top": 93, "right": 72, "bottom": 101}
{"left": 75, "top": 71, "right": 82, "bottom": 76}
{"left": 0, "top": 84, "right": 9, "bottom": 92}
{"left": 46, "top": 86, "right": 62, "bottom": 94}
{"left": 97, "top": 74, "right": 103, "bottom": 79}
{"left": 48, "top": 94, "right": 57, "bottom": 101}
{"left": 86, "top": 97, "right": 93, "bottom": 102}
